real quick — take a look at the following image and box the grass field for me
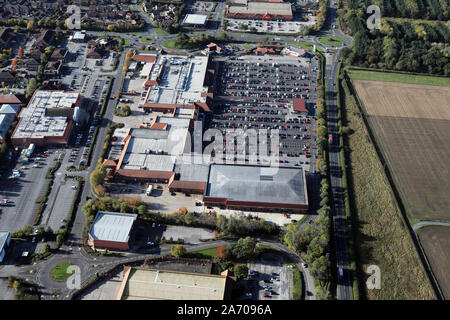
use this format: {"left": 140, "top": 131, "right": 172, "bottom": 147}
{"left": 352, "top": 80, "right": 450, "bottom": 221}
{"left": 50, "top": 262, "right": 75, "bottom": 282}
{"left": 417, "top": 226, "right": 450, "bottom": 299}
{"left": 290, "top": 264, "right": 303, "bottom": 300}
{"left": 348, "top": 69, "right": 450, "bottom": 87}
{"left": 283, "top": 41, "right": 324, "bottom": 53}
{"left": 154, "top": 28, "right": 168, "bottom": 35}
{"left": 140, "top": 36, "right": 155, "bottom": 43}
{"left": 318, "top": 35, "right": 344, "bottom": 47}
{"left": 340, "top": 76, "right": 436, "bottom": 299}
{"left": 162, "top": 40, "right": 178, "bottom": 49}
{"left": 187, "top": 247, "right": 218, "bottom": 259}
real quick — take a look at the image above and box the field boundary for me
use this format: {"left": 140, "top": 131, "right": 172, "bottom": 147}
{"left": 346, "top": 67, "right": 450, "bottom": 86}
{"left": 344, "top": 71, "right": 444, "bottom": 300}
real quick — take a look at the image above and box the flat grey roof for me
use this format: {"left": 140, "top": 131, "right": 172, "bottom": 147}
{"left": 178, "top": 163, "right": 210, "bottom": 182}
{"left": 206, "top": 164, "right": 307, "bottom": 205}
{"left": 183, "top": 14, "right": 208, "bottom": 25}
{"left": 89, "top": 211, "right": 137, "bottom": 243}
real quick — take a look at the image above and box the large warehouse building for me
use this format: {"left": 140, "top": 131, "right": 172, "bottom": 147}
{"left": 88, "top": 211, "right": 137, "bottom": 250}
{"left": 226, "top": 0, "right": 293, "bottom": 21}
{"left": 115, "top": 266, "right": 233, "bottom": 300}
{"left": 11, "top": 90, "right": 82, "bottom": 147}
{"left": 203, "top": 164, "right": 309, "bottom": 213}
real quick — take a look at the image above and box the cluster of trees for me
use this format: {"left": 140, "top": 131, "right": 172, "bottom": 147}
{"left": 300, "top": 0, "right": 329, "bottom": 34}
{"left": 173, "top": 32, "right": 229, "bottom": 49}
{"left": 216, "top": 214, "right": 279, "bottom": 236}
{"left": 82, "top": 196, "right": 148, "bottom": 226}
{"left": 361, "top": 0, "right": 449, "bottom": 20}
{"left": 152, "top": 3, "right": 186, "bottom": 34}
{"left": 122, "top": 50, "right": 134, "bottom": 73}
{"left": 8, "top": 276, "right": 39, "bottom": 300}
{"left": 89, "top": 163, "right": 107, "bottom": 194}
{"left": 114, "top": 104, "right": 131, "bottom": 117}
{"left": 338, "top": 2, "right": 450, "bottom": 75}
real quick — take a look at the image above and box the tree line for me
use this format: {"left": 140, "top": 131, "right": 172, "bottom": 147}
{"left": 283, "top": 53, "right": 333, "bottom": 299}
{"left": 350, "top": 0, "right": 449, "bottom": 21}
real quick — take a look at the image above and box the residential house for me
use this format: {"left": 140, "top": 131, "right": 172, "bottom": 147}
{"left": 44, "top": 60, "right": 62, "bottom": 76}
{"left": 86, "top": 47, "right": 103, "bottom": 59}
{"left": 0, "top": 28, "right": 15, "bottom": 48}
{"left": 34, "top": 29, "right": 55, "bottom": 49}
{"left": 50, "top": 48, "right": 68, "bottom": 62}
{"left": 0, "top": 71, "right": 15, "bottom": 84}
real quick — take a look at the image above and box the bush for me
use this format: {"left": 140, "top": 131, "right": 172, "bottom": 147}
{"left": 233, "top": 264, "right": 249, "bottom": 278}
{"left": 171, "top": 244, "right": 187, "bottom": 257}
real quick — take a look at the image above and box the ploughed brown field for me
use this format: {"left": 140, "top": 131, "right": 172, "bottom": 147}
{"left": 353, "top": 80, "right": 450, "bottom": 221}
{"left": 418, "top": 226, "right": 450, "bottom": 299}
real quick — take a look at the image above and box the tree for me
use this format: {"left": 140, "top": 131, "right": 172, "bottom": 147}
{"left": 233, "top": 264, "right": 249, "bottom": 278}
{"left": 171, "top": 244, "right": 187, "bottom": 257}
{"left": 215, "top": 246, "right": 231, "bottom": 260}
{"left": 228, "top": 237, "right": 258, "bottom": 260}
{"left": 90, "top": 164, "right": 106, "bottom": 188}
{"left": 25, "top": 78, "right": 37, "bottom": 100}
{"left": 26, "top": 20, "right": 35, "bottom": 31}
{"left": 138, "top": 204, "right": 148, "bottom": 215}
{"left": 184, "top": 211, "right": 194, "bottom": 225}
{"left": 314, "top": 286, "right": 332, "bottom": 300}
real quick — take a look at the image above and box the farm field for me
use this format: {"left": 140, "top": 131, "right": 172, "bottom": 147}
{"left": 352, "top": 80, "right": 450, "bottom": 221}
{"left": 348, "top": 70, "right": 450, "bottom": 87}
{"left": 417, "top": 226, "right": 450, "bottom": 299}
{"left": 340, "top": 76, "right": 436, "bottom": 300}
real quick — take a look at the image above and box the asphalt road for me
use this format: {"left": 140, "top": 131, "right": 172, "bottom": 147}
{"left": 323, "top": 1, "right": 354, "bottom": 300}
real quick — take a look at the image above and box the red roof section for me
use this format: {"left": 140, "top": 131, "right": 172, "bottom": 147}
{"left": 0, "top": 94, "right": 21, "bottom": 104}
{"left": 132, "top": 54, "right": 157, "bottom": 63}
{"left": 116, "top": 169, "right": 174, "bottom": 180}
{"left": 150, "top": 122, "right": 168, "bottom": 130}
{"left": 293, "top": 98, "right": 307, "bottom": 113}
{"left": 169, "top": 180, "right": 206, "bottom": 193}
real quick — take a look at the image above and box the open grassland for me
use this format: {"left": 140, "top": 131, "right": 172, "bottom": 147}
{"left": 417, "top": 226, "right": 450, "bottom": 299}
{"left": 348, "top": 70, "right": 450, "bottom": 87}
{"left": 340, "top": 76, "right": 436, "bottom": 299}
{"left": 353, "top": 80, "right": 450, "bottom": 221}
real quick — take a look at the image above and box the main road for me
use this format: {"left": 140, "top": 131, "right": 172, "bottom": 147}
{"left": 322, "top": 1, "right": 353, "bottom": 300}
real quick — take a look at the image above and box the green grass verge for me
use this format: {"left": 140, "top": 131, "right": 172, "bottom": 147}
{"left": 154, "top": 28, "right": 168, "bottom": 35}
{"left": 290, "top": 263, "right": 303, "bottom": 300}
{"left": 123, "top": 39, "right": 130, "bottom": 46}
{"left": 50, "top": 262, "right": 75, "bottom": 282}
{"left": 318, "top": 35, "right": 344, "bottom": 47}
{"left": 283, "top": 41, "right": 323, "bottom": 53}
{"left": 348, "top": 69, "right": 450, "bottom": 87}
{"left": 140, "top": 36, "right": 155, "bottom": 43}
{"left": 162, "top": 40, "right": 179, "bottom": 49}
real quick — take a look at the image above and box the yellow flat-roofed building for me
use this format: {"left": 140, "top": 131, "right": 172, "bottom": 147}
{"left": 116, "top": 267, "right": 231, "bottom": 300}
